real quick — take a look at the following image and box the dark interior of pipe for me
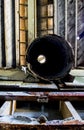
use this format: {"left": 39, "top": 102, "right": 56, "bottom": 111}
{"left": 27, "top": 34, "right": 73, "bottom": 80}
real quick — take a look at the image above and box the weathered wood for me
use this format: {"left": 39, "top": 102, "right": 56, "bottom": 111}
{"left": 11, "top": 100, "right": 16, "bottom": 115}
{"left": 20, "top": 43, "right": 26, "bottom": 55}
{"left": 60, "top": 101, "right": 82, "bottom": 120}
{"left": 15, "top": 0, "right": 20, "bottom": 66}
{"left": 77, "top": 0, "right": 84, "bottom": 66}
{"left": 0, "top": 101, "right": 13, "bottom": 116}
{"left": 19, "top": 0, "right": 28, "bottom": 66}
{"left": 0, "top": 92, "right": 84, "bottom": 101}
{"left": 20, "top": 0, "right": 26, "bottom": 4}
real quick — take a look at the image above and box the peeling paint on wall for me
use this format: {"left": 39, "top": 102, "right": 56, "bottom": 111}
{"left": 57, "top": 0, "right": 65, "bottom": 37}
{"left": 77, "top": 0, "right": 84, "bottom": 66}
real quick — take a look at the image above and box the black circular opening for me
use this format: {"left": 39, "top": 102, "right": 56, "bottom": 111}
{"left": 27, "top": 34, "right": 73, "bottom": 80}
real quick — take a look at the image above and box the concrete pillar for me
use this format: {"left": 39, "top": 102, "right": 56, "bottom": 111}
{"left": 4, "top": 0, "right": 13, "bottom": 67}
{"left": 0, "top": 0, "right": 2, "bottom": 67}
{"left": 15, "top": 0, "right": 20, "bottom": 66}
{"left": 19, "top": 0, "right": 28, "bottom": 66}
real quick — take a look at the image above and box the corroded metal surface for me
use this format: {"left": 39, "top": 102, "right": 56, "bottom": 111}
{"left": 0, "top": 92, "right": 84, "bottom": 101}
{"left": 0, "top": 114, "right": 84, "bottom": 129}
{"left": 0, "top": 122, "right": 84, "bottom": 130}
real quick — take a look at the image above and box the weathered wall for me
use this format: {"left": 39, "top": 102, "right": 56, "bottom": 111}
{"left": 57, "top": 0, "right": 65, "bottom": 37}
{"left": 57, "top": 0, "right": 84, "bottom": 67}
{"left": 77, "top": 0, "right": 84, "bottom": 66}
{"left": 0, "top": 0, "right": 84, "bottom": 68}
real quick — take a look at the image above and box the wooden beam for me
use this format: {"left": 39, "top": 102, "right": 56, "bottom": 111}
{"left": 0, "top": 101, "right": 13, "bottom": 116}
{"left": 60, "top": 101, "right": 82, "bottom": 121}
{"left": 11, "top": 100, "right": 16, "bottom": 115}
{"left": 0, "top": 92, "right": 84, "bottom": 101}
{"left": 19, "top": 0, "right": 27, "bottom": 66}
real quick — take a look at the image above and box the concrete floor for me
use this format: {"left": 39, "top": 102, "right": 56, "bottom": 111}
{"left": 0, "top": 68, "right": 39, "bottom": 82}
{"left": 0, "top": 68, "right": 27, "bottom": 81}
{"left": 0, "top": 68, "right": 84, "bottom": 81}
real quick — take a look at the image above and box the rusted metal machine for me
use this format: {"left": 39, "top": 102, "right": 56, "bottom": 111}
{"left": 0, "top": 34, "right": 84, "bottom": 130}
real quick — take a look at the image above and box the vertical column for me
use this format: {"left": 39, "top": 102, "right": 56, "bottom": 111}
{"left": 34, "top": 0, "right": 37, "bottom": 39}
{"left": 57, "top": 0, "right": 65, "bottom": 37}
{"left": 67, "top": 0, "right": 75, "bottom": 65}
{"left": 11, "top": 0, "right": 16, "bottom": 68}
{"left": 54, "top": 0, "right": 58, "bottom": 34}
{"left": 0, "top": 0, "right": 6, "bottom": 67}
{"left": 0, "top": 0, "right": 2, "bottom": 67}
{"left": 28, "top": 0, "right": 36, "bottom": 45}
{"left": 77, "top": 0, "right": 84, "bottom": 66}
{"left": 47, "top": 1, "right": 54, "bottom": 34}
{"left": 4, "top": 0, "right": 13, "bottom": 67}
{"left": 15, "top": 0, "right": 20, "bottom": 66}
{"left": 75, "top": 0, "right": 78, "bottom": 67}
{"left": 19, "top": 0, "right": 28, "bottom": 66}
{"left": 65, "top": 0, "right": 68, "bottom": 40}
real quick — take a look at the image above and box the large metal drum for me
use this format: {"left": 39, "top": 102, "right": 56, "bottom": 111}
{"left": 26, "top": 34, "right": 73, "bottom": 81}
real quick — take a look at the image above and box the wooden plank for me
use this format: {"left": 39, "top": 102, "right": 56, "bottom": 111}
{"left": 0, "top": 101, "right": 13, "bottom": 116}
{"left": 60, "top": 101, "right": 82, "bottom": 121}
{"left": 20, "top": 0, "right": 26, "bottom": 4}
{"left": 19, "top": 0, "right": 28, "bottom": 66}
{"left": 20, "top": 18, "right": 25, "bottom": 30}
{"left": 20, "top": 56, "right": 26, "bottom": 65}
{"left": 20, "top": 30, "right": 26, "bottom": 43}
{"left": 20, "top": 5, "right": 25, "bottom": 17}
{"left": 11, "top": 100, "right": 16, "bottom": 115}
{"left": 20, "top": 44, "right": 26, "bottom": 55}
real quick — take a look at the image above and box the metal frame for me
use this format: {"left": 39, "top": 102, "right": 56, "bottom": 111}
{"left": 0, "top": 123, "right": 84, "bottom": 130}
{"left": 0, "top": 81, "right": 84, "bottom": 101}
{"left": 75, "top": 0, "right": 78, "bottom": 67}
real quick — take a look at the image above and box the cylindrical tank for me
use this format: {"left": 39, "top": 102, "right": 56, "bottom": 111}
{"left": 26, "top": 34, "right": 74, "bottom": 81}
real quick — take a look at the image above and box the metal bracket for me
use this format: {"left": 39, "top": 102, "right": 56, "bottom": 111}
{"left": 37, "top": 96, "right": 48, "bottom": 103}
